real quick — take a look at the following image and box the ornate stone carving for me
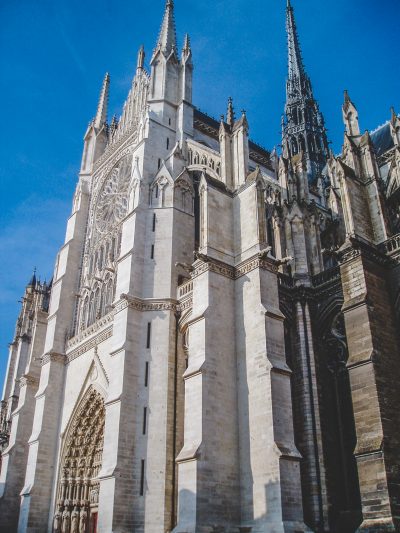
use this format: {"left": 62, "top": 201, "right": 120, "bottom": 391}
{"left": 53, "top": 388, "right": 105, "bottom": 533}
{"left": 95, "top": 155, "right": 132, "bottom": 235}
{"left": 67, "top": 311, "right": 114, "bottom": 350}
{"left": 41, "top": 352, "right": 65, "bottom": 366}
{"left": 66, "top": 326, "right": 112, "bottom": 364}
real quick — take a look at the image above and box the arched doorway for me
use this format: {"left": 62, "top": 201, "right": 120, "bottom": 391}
{"left": 53, "top": 388, "right": 105, "bottom": 533}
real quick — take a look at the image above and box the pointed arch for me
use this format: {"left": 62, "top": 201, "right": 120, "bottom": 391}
{"left": 53, "top": 387, "right": 105, "bottom": 533}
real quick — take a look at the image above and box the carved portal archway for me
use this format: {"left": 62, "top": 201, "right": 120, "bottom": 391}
{"left": 53, "top": 388, "right": 105, "bottom": 533}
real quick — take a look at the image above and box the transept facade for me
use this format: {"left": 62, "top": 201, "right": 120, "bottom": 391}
{"left": 1, "top": 1, "right": 400, "bottom": 532}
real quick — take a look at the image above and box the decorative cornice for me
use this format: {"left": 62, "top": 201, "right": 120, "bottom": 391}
{"left": 338, "top": 237, "right": 392, "bottom": 268}
{"left": 66, "top": 327, "right": 113, "bottom": 363}
{"left": 116, "top": 294, "right": 179, "bottom": 313}
{"left": 189, "top": 252, "right": 278, "bottom": 284}
{"left": 66, "top": 311, "right": 114, "bottom": 350}
{"left": 41, "top": 352, "right": 65, "bottom": 366}
{"left": 236, "top": 254, "right": 279, "bottom": 277}
{"left": 179, "top": 296, "right": 193, "bottom": 312}
{"left": 19, "top": 375, "right": 39, "bottom": 387}
{"left": 191, "top": 257, "right": 235, "bottom": 281}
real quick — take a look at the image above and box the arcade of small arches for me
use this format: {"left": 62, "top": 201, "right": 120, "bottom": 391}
{"left": 288, "top": 131, "right": 324, "bottom": 157}
{"left": 188, "top": 148, "right": 221, "bottom": 177}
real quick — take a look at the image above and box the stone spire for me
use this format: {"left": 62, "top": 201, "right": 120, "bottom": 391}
{"left": 227, "top": 97, "right": 235, "bottom": 128}
{"left": 137, "top": 45, "right": 145, "bottom": 70}
{"left": 155, "top": 0, "right": 177, "bottom": 57}
{"left": 286, "top": 0, "right": 305, "bottom": 83}
{"left": 282, "top": 0, "right": 329, "bottom": 185}
{"left": 94, "top": 73, "right": 110, "bottom": 129}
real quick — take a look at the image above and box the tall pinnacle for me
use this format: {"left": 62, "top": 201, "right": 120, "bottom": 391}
{"left": 155, "top": 0, "right": 177, "bottom": 56}
{"left": 227, "top": 97, "right": 235, "bottom": 128}
{"left": 286, "top": 0, "right": 306, "bottom": 82}
{"left": 94, "top": 73, "right": 110, "bottom": 129}
{"left": 137, "top": 45, "right": 145, "bottom": 70}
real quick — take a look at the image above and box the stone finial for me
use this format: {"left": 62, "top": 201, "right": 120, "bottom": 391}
{"left": 226, "top": 97, "right": 235, "bottom": 128}
{"left": 137, "top": 45, "right": 145, "bottom": 70}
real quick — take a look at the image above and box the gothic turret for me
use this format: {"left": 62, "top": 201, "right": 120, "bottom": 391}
{"left": 150, "top": 0, "right": 179, "bottom": 103}
{"left": 282, "top": 0, "right": 329, "bottom": 185}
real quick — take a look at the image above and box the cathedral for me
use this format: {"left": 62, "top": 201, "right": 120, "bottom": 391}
{"left": 1, "top": 0, "right": 400, "bottom": 531}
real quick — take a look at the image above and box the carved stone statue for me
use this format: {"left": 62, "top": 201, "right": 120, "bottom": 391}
{"left": 61, "top": 509, "right": 71, "bottom": 533}
{"left": 53, "top": 507, "right": 62, "bottom": 533}
{"left": 79, "top": 507, "right": 88, "bottom": 533}
{"left": 71, "top": 506, "right": 80, "bottom": 533}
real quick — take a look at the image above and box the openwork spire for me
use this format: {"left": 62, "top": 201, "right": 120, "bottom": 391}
{"left": 286, "top": 0, "right": 306, "bottom": 82}
{"left": 94, "top": 73, "right": 110, "bottom": 129}
{"left": 155, "top": 0, "right": 177, "bottom": 56}
{"left": 282, "top": 0, "right": 330, "bottom": 185}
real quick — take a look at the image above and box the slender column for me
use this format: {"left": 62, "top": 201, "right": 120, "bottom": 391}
{"left": 292, "top": 298, "right": 329, "bottom": 532}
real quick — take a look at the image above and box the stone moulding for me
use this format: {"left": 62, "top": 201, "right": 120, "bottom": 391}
{"left": 19, "top": 375, "right": 39, "bottom": 387}
{"left": 117, "top": 294, "right": 179, "bottom": 313}
{"left": 338, "top": 237, "right": 393, "bottom": 267}
{"left": 188, "top": 252, "right": 278, "bottom": 285}
{"left": 41, "top": 352, "right": 65, "bottom": 366}
{"left": 93, "top": 128, "right": 138, "bottom": 174}
{"left": 66, "top": 326, "right": 113, "bottom": 364}
{"left": 66, "top": 310, "right": 114, "bottom": 350}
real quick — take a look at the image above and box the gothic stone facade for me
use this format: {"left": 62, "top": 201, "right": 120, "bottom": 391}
{"left": 1, "top": 1, "right": 400, "bottom": 532}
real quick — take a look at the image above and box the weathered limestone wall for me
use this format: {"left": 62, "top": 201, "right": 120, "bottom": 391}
{"left": 340, "top": 244, "right": 400, "bottom": 532}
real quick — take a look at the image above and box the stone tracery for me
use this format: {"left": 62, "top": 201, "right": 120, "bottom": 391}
{"left": 53, "top": 388, "right": 105, "bottom": 533}
{"left": 75, "top": 154, "right": 134, "bottom": 335}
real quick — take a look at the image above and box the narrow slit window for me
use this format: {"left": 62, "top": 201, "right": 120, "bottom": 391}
{"left": 143, "top": 407, "right": 147, "bottom": 435}
{"left": 151, "top": 244, "right": 155, "bottom": 259}
{"left": 145, "top": 362, "right": 149, "bottom": 387}
{"left": 140, "top": 459, "right": 145, "bottom": 496}
{"left": 146, "top": 322, "right": 151, "bottom": 349}
{"left": 152, "top": 213, "right": 156, "bottom": 232}
{"left": 158, "top": 158, "right": 161, "bottom": 169}
{"left": 166, "top": 138, "right": 170, "bottom": 150}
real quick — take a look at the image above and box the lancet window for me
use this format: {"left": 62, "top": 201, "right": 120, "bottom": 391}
{"left": 53, "top": 388, "right": 105, "bottom": 533}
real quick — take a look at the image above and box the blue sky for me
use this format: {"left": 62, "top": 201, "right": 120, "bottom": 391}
{"left": 0, "top": 0, "right": 399, "bottom": 387}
